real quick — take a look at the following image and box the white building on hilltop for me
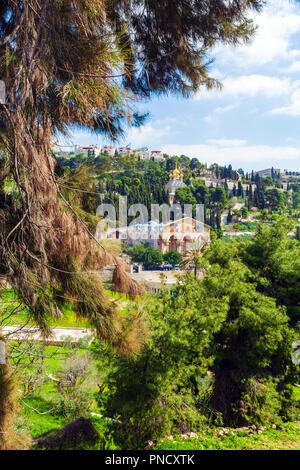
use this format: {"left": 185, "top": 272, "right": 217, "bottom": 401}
{"left": 118, "top": 146, "right": 131, "bottom": 156}
{"left": 130, "top": 149, "right": 165, "bottom": 161}
{"left": 151, "top": 150, "right": 164, "bottom": 161}
{"left": 133, "top": 149, "right": 151, "bottom": 160}
{"left": 74, "top": 145, "right": 102, "bottom": 157}
{"left": 102, "top": 146, "right": 115, "bottom": 157}
{"left": 253, "top": 168, "right": 281, "bottom": 177}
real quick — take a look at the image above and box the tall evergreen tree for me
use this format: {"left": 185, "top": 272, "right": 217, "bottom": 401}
{"left": 238, "top": 181, "right": 243, "bottom": 198}
{"left": 248, "top": 183, "right": 253, "bottom": 209}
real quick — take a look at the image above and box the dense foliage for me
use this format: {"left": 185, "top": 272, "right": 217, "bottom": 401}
{"left": 95, "top": 219, "right": 299, "bottom": 449}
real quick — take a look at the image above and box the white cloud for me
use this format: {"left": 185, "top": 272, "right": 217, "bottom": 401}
{"left": 203, "top": 104, "right": 239, "bottom": 124}
{"left": 194, "top": 1, "right": 300, "bottom": 116}
{"left": 56, "top": 118, "right": 174, "bottom": 149}
{"left": 213, "top": 0, "right": 300, "bottom": 69}
{"left": 213, "top": 104, "right": 238, "bottom": 114}
{"left": 205, "top": 139, "right": 247, "bottom": 147}
{"left": 161, "top": 142, "right": 300, "bottom": 171}
{"left": 269, "top": 88, "right": 300, "bottom": 116}
{"left": 202, "top": 115, "right": 216, "bottom": 124}
{"left": 56, "top": 128, "right": 103, "bottom": 148}
{"left": 125, "top": 118, "right": 174, "bottom": 147}
{"left": 286, "top": 60, "right": 300, "bottom": 73}
{"left": 197, "top": 75, "right": 293, "bottom": 100}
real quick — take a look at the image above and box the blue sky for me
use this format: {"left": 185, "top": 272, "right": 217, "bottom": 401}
{"left": 58, "top": 0, "right": 300, "bottom": 172}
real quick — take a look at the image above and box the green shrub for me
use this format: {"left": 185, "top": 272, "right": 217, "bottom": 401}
{"left": 96, "top": 278, "right": 227, "bottom": 449}
{"left": 52, "top": 393, "right": 94, "bottom": 422}
{"left": 93, "top": 219, "right": 299, "bottom": 446}
{"left": 237, "top": 378, "right": 282, "bottom": 425}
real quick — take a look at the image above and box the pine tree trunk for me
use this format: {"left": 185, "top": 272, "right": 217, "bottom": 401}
{"left": 0, "top": 335, "right": 20, "bottom": 450}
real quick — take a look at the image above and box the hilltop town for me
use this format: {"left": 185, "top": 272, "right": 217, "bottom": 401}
{"left": 54, "top": 144, "right": 300, "bottom": 177}
{"left": 54, "top": 146, "right": 300, "bottom": 267}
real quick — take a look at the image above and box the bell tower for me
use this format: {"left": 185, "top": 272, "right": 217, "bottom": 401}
{"left": 165, "top": 164, "right": 186, "bottom": 204}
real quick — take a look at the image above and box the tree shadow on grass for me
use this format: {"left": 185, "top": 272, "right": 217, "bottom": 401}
{"left": 32, "top": 417, "right": 99, "bottom": 450}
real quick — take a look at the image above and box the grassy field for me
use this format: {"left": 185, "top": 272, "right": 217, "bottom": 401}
{"left": 155, "top": 422, "right": 300, "bottom": 450}
{"left": 9, "top": 338, "right": 300, "bottom": 450}
{"left": 15, "top": 341, "right": 106, "bottom": 441}
{"left": 16, "top": 340, "right": 300, "bottom": 452}
{"left": 1, "top": 286, "right": 131, "bottom": 448}
{"left": 0, "top": 288, "right": 131, "bottom": 327}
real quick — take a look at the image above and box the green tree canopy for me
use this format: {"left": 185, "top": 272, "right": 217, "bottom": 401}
{"left": 98, "top": 224, "right": 298, "bottom": 446}
{"left": 265, "top": 188, "right": 285, "bottom": 211}
{"left": 131, "top": 244, "right": 163, "bottom": 267}
{"left": 163, "top": 250, "right": 182, "bottom": 266}
{"left": 108, "top": 0, "right": 262, "bottom": 98}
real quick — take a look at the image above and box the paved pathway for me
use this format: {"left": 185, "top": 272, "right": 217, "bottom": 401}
{"left": 2, "top": 325, "right": 95, "bottom": 345}
{"left": 224, "top": 231, "right": 254, "bottom": 237}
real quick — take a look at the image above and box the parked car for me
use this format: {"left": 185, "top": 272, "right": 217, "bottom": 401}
{"left": 144, "top": 264, "right": 163, "bottom": 271}
{"left": 152, "top": 264, "right": 164, "bottom": 271}
{"left": 174, "top": 264, "right": 180, "bottom": 271}
{"left": 162, "top": 262, "right": 173, "bottom": 271}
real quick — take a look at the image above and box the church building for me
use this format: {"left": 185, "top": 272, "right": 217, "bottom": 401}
{"left": 165, "top": 165, "right": 186, "bottom": 204}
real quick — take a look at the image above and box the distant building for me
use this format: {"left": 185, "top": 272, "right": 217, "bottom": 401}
{"left": 156, "top": 217, "right": 211, "bottom": 254}
{"left": 102, "top": 145, "right": 115, "bottom": 157}
{"left": 98, "top": 217, "right": 211, "bottom": 255}
{"left": 133, "top": 149, "right": 151, "bottom": 160}
{"left": 151, "top": 150, "right": 164, "bottom": 161}
{"left": 165, "top": 165, "right": 186, "bottom": 204}
{"left": 281, "top": 170, "right": 300, "bottom": 179}
{"left": 118, "top": 146, "right": 131, "bottom": 156}
{"left": 74, "top": 145, "right": 101, "bottom": 158}
{"left": 55, "top": 144, "right": 168, "bottom": 160}
{"left": 253, "top": 168, "right": 281, "bottom": 178}
{"left": 130, "top": 149, "right": 164, "bottom": 161}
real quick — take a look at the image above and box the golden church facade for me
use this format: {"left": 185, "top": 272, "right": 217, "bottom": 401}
{"left": 154, "top": 217, "right": 211, "bottom": 254}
